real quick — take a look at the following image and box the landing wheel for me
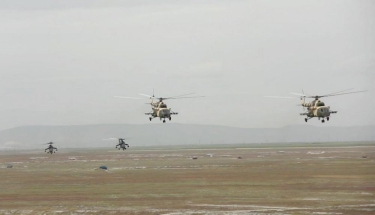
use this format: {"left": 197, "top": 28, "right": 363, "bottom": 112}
{"left": 305, "top": 118, "right": 308, "bottom": 122}
{"left": 327, "top": 117, "right": 329, "bottom": 121}
{"left": 322, "top": 119, "right": 325, "bottom": 123}
{"left": 169, "top": 117, "right": 171, "bottom": 121}
{"left": 163, "top": 119, "right": 166, "bottom": 123}
{"left": 149, "top": 117, "right": 152, "bottom": 121}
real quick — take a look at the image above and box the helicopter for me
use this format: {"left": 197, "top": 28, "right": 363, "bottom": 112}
{"left": 265, "top": 89, "right": 367, "bottom": 123}
{"left": 44, "top": 142, "right": 58, "bottom": 154}
{"left": 114, "top": 91, "right": 204, "bottom": 123}
{"left": 115, "top": 138, "right": 130, "bottom": 150}
{"left": 104, "top": 138, "right": 130, "bottom": 150}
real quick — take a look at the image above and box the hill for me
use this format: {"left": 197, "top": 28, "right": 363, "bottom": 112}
{"left": 0, "top": 124, "right": 374, "bottom": 149}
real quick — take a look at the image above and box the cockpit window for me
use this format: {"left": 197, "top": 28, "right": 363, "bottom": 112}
{"left": 317, "top": 102, "right": 325, "bottom": 107}
{"left": 160, "top": 104, "right": 167, "bottom": 108}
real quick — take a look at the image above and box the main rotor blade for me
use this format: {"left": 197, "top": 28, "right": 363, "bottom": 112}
{"left": 320, "top": 88, "right": 354, "bottom": 97}
{"left": 166, "top": 96, "right": 205, "bottom": 100}
{"left": 290, "top": 92, "right": 309, "bottom": 97}
{"left": 102, "top": 138, "right": 118, "bottom": 140}
{"left": 164, "top": 93, "right": 196, "bottom": 99}
{"left": 113, "top": 96, "right": 143, "bottom": 100}
{"left": 103, "top": 137, "right": 131, "bottom": 140}
{"left": 320, "top": 90, "right": 367, "bottom": 98}
{"left": 264, "top": 96, "right": 296, "bottom": 99}
{"left": 139, "top": 93, "right": 155, "bottom": 98}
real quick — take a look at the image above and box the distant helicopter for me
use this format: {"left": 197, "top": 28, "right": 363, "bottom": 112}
{"left": 114, "top": 90, "right": 204, "bottom": 123}
{"left": 44, "top": 142, "right": 58, "bottom": 154}
{"left": 104, "top": 138, "right": 130, "bottom": 150}
{"left": 265, "top": 89, "right": 367, "bottom": 123}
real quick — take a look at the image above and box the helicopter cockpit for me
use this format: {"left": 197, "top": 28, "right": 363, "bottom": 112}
{"left": 311, "top": 99, "right": 325, "bottom": 107}
{"left": 158, "top": 103, "right": 167, "bottom": 108}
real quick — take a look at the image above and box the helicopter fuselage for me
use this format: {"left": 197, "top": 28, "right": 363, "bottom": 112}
{"left": 147, "top": 101, "right": 177, "bottom": 123}
{"left": 116, "top": 143, "right": 128, "bottom": 150}
{"left": 113, "top": 138, "right": 130, "bottom": 150}
{"left": 152, "top": 107, "right": 171, "bottom": 119}
{"left": 45, "top": 145, "right": 57, "bottom": 154}
{"left": 301, "top": 99, "right": 337, "bottom": 122}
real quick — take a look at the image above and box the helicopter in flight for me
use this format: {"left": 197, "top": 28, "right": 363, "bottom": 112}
{"left": 265, "top": 89, "right": 367, "bottom": 123}
{"left": 114, "top": 91, "right": 204, "bottom": 123}
{"left": 44, "top": 142, "right": 58, "bottom": 154}
{"left": 115, "top": 138, "right": 130, "bottom": 150}
{"left": 104, "top": 138, "right": 130, "bottom": 150}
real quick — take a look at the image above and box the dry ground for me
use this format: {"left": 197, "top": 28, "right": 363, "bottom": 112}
{"left": 0, "top": 142, "right": 375, "bottom": 215}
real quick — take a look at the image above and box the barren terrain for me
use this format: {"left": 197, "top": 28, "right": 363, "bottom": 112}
{"left": 1, "top": 142, "right": 375, "bottom": 214}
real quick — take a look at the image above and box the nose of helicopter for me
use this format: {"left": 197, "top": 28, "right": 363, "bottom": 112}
{"left": 160, "top": 109, "right": 170, "bottom": 117}
{"left": 318, "top": 107, "right": 330, "bottom": 117}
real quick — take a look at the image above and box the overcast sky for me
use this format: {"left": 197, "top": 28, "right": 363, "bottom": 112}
{"left": 0, "top": 0, "right": 374, "bottom": 130}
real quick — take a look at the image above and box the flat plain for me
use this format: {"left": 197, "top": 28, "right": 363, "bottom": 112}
{"left": 1, "top": 142, "right": 375, "bottom": 215}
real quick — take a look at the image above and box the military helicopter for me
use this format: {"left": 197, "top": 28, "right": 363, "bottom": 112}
{"left": 265, "top": 89, "right": 367, "bottom": 123}
{"left": 114, "top": 90, "right": 204, "bottom": 123}
{"left": 104, "top": 138, "right": 130, "bottom": 150}
{"left": 44, "top": 142, "right": 58, "bottom": 154}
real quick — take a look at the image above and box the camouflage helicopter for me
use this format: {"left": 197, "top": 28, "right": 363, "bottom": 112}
{"left": 114, "top": 91, "right": 204, "bottom": 123}
{"left": 266, "top": 89, "right": 367, "bottom": 123}
{"left": 44, "top": 142, "right": 58, "bottom": 154}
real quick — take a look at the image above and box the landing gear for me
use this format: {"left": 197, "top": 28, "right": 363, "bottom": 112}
{"left": 163, "top": 119, "right": 166, "bottom": 123}
{"left": 169, "top": 117, "right": 171, "bottom": 121}
{"left": 305, "top": 118, "right": 308, "bottom": 122}
{"left": 149, "top": 117, "right": 152, "bottom": 121}
{"left": 327, "top": 117, "right": 329, "bottom": 121}
{"left": 321, "top": 119, "right": 325, "bottom": 123}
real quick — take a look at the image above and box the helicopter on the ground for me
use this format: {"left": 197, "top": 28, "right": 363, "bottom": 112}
{"left": 114, "top": 91, "right": 204, "bottom": 123}
{"left": 44, "top": 142, "right": 57, "bottom": 154}
{"left": 265, "top": 89, "right": 367, "bottom": 123}
{"left": 104, "top": 138, "right": 130, "bottom": 150}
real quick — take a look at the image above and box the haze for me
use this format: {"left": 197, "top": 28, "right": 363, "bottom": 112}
{"left": 0, "top": 0, "right": 374, "bottom": 131}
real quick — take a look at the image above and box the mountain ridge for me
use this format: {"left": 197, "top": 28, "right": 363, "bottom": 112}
{"left": 0, "top": 123, "right": 374, "bottom": 149}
